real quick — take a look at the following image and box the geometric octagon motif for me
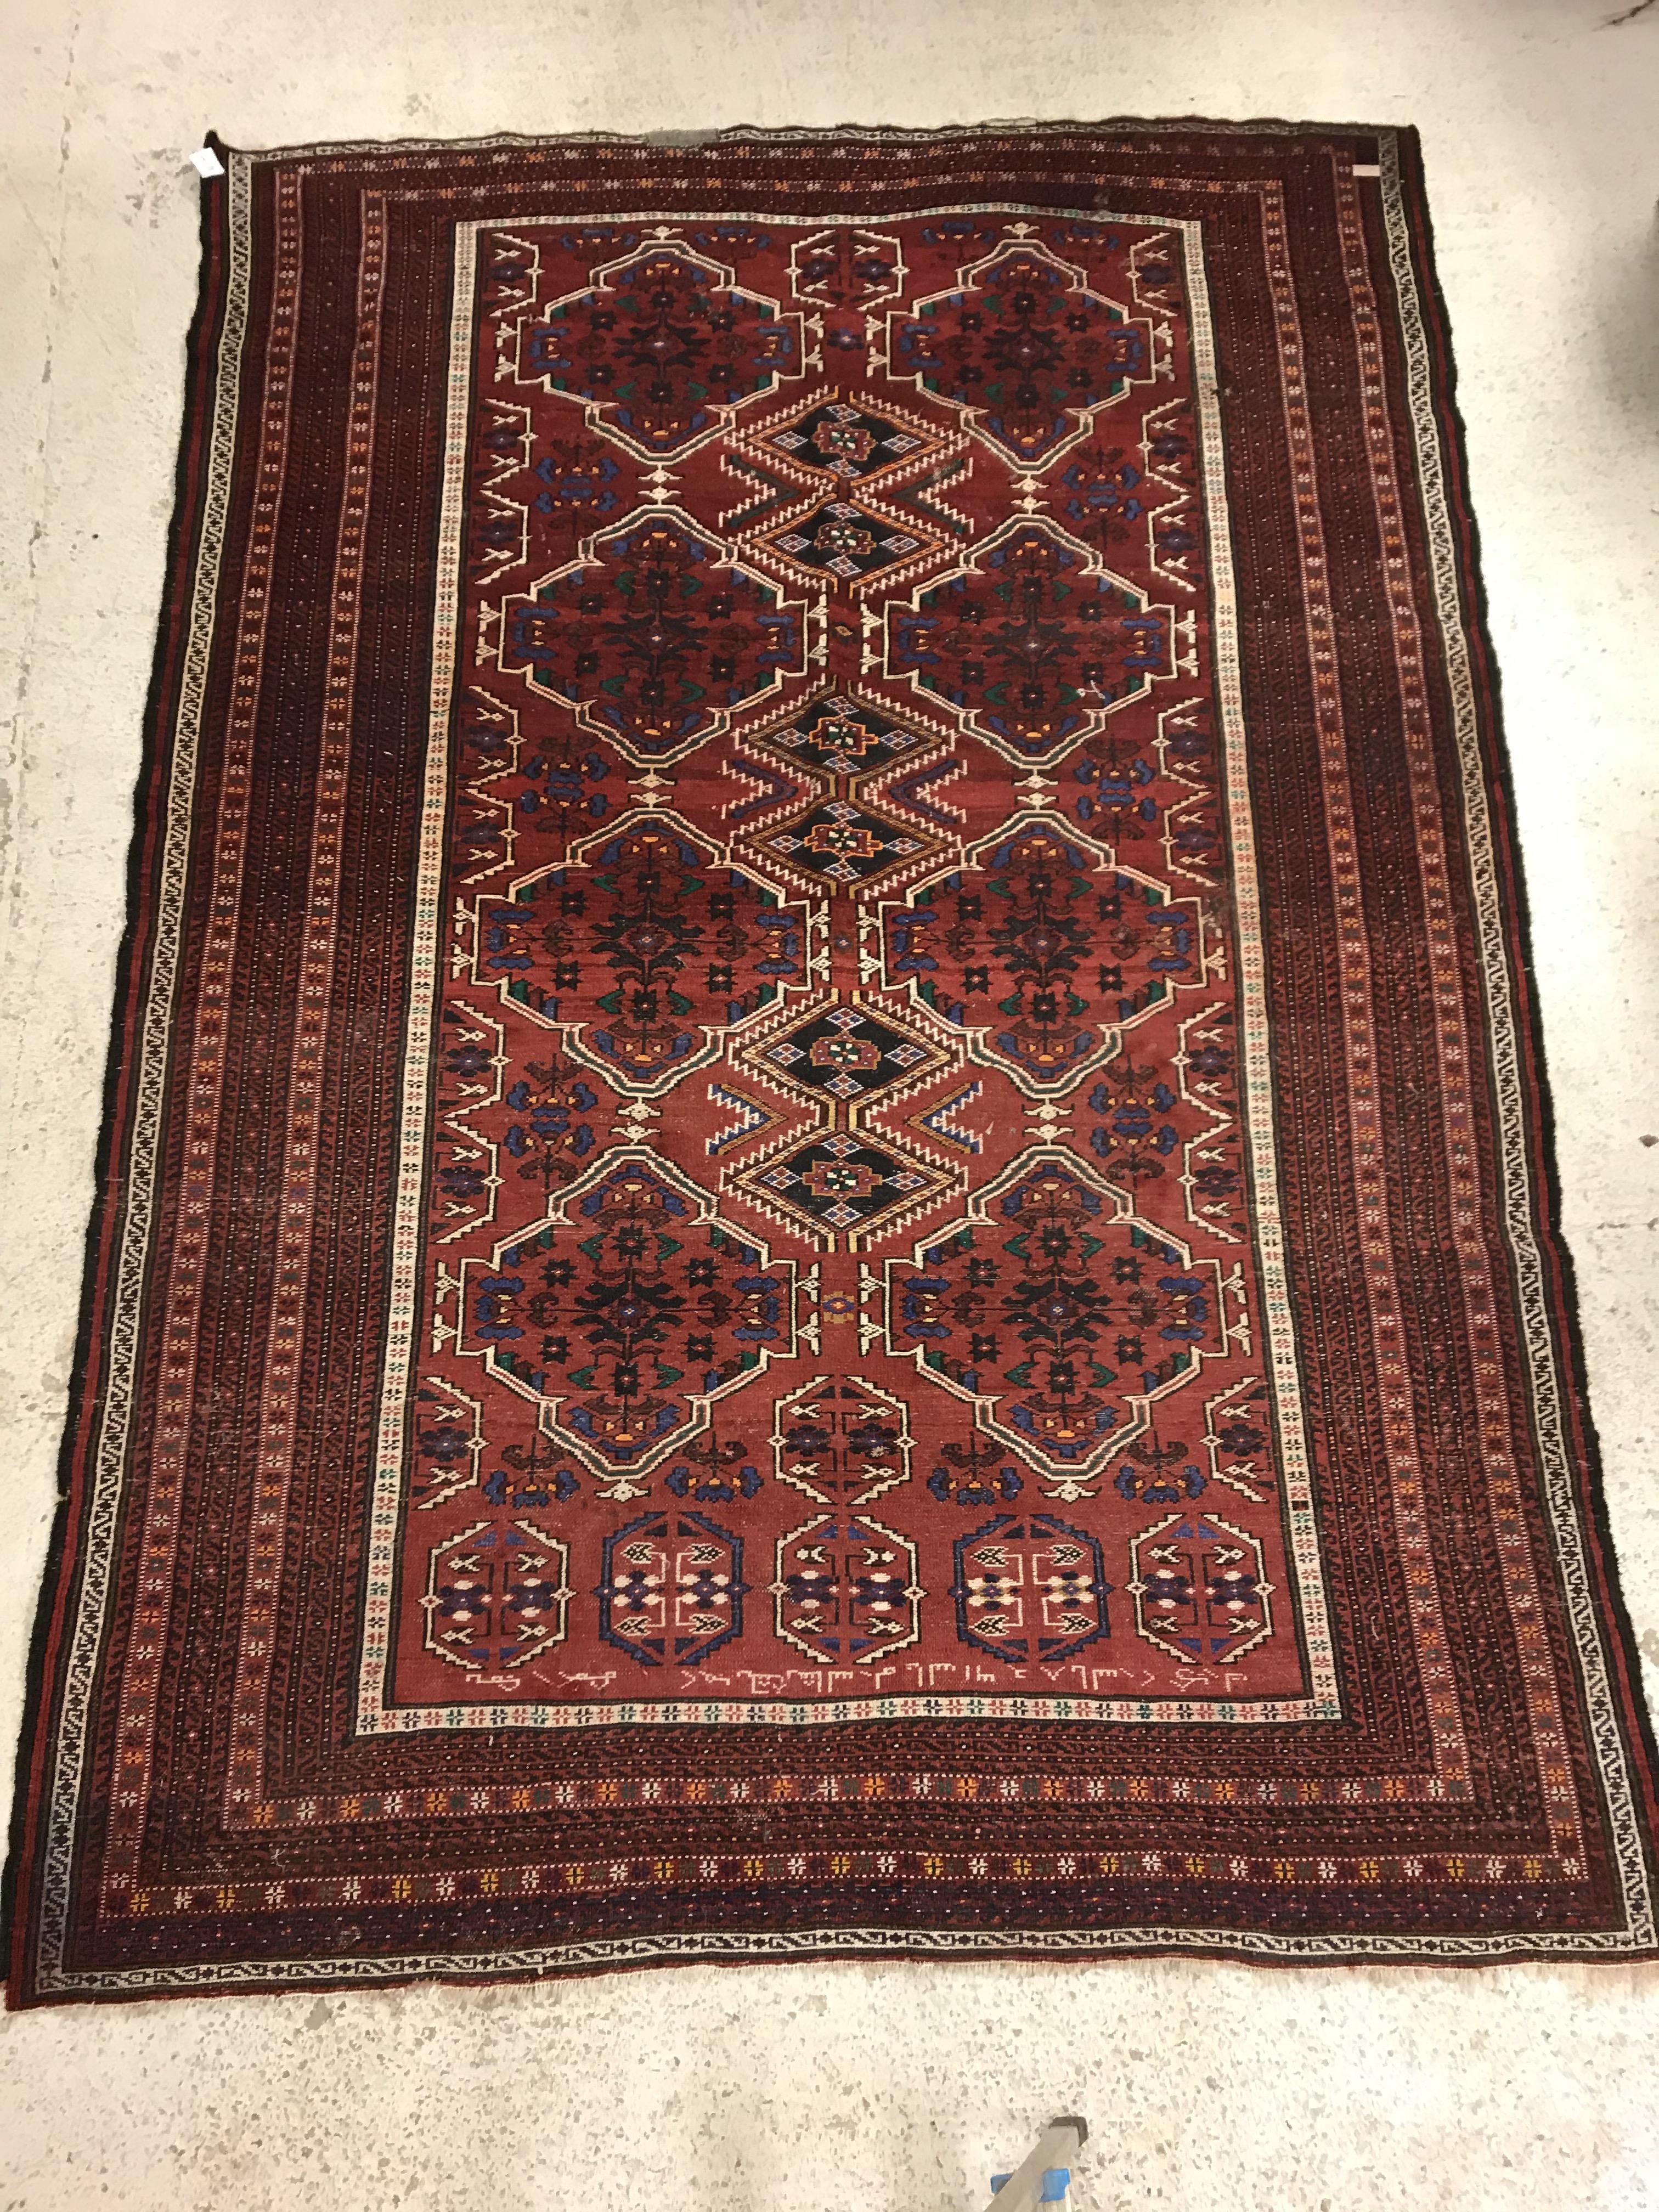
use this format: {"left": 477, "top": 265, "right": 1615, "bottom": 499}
{"left": 950, "top": 1510, "right": 1114, "bottom": 1669}
{"left": 883, "top": 238, "right": 1161, "bottom": 472}
{"left": 462, "top": 808, "right": 815, "bottom": 1098}
{"left": 876, "top": 809, "right": 1220, "bottom": 1098}
{"left": 454, "top": 1148, "right": 802, "bottom": 1479}
{"left": 881, "top": 515, "right": 1182, "bottom": 765}
{"left": 485, "top": 505, "right": 812, "bottom": 766}
{"left": 879, "top": 1147, "right": 1239, "bottom": 1494}
{"left": 505, "top": 238, "right": 809, "bottom": 462}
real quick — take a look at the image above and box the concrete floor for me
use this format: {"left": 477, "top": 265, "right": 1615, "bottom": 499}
{"left": 2, "top": 0, "right": 1657, "bottom": 2204}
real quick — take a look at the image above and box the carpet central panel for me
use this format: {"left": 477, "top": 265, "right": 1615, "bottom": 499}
{"left": 9, "top": 122, "right": 1657, "bottom": 2002}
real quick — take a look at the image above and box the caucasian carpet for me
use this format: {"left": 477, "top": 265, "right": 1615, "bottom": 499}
{"left": 8, "top": 122, "right": 1657, "bottom": 2004}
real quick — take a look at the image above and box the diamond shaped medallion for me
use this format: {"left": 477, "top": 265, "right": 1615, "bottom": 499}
{"left": 738, "top": 997, "right": 951, "bottom": 1109}
{"left": 730, "top": 1131, "right": 955, "bottom": 1249}
{"left": 753, "top": 494, "right": 941, "bottom": 588}
{"left": 756, "top": 792, "right": 937, "bottom": 892}
{"left": 747, "top": 395, "right": 952, "bottom": 486}
{"left": 742, "top": 690, "right": 939, "bottom": 778}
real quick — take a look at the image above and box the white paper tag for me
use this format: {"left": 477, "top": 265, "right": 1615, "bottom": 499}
{"left": 189, "top": 145, "right": 226, "bottom": 179}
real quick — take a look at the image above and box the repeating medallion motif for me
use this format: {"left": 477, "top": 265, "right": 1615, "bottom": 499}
{"left": 397, "top": 207, "right": 1303, "bottom": 1719}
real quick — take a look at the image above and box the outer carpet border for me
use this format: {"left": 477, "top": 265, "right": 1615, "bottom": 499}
{"left": 202, "top": 115, "right": 1399, "bottom": 163}
{"left": 1390, "top": 125, "right": 1659, "bottom": 1867}
{"left": 7, "top": 120, "right": 1656, "bottom": 2005}
{"left": 1, "top": 159, "right": 230, "bottom": 1987}
{"left": 19, "top": 1915, "right": 1659, "bottom": 2011}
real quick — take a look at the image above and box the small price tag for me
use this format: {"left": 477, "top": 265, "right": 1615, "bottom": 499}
{"left": 189, "top": 145, "right": 226, "bottom": 179}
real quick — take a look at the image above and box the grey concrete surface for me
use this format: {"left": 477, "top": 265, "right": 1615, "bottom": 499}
{"left": 0, "top": 0, "right": 1655, "bottom": 2204}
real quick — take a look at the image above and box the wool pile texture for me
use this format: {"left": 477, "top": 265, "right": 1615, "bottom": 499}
{"left": 8, "top": 122, "right": 1657, "bottom": 2004}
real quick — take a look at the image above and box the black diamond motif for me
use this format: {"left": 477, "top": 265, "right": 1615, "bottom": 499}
{"left": 750, "top": 1135, "right": 937, "bottom": 1233}
{"left": 759, "top": 795, "right": 928, "bottom": 888}
{"left": 762, "top": 495, "right": 933, "bottom": 585}
{"left": 759, "top": 693, "right": 928, "bottom": 776}
{"left": 753, "top": 1004, "right": 941, "bottom": 1104}
{"left": 759, "top": 399, "right": 935, "bottom": 483}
